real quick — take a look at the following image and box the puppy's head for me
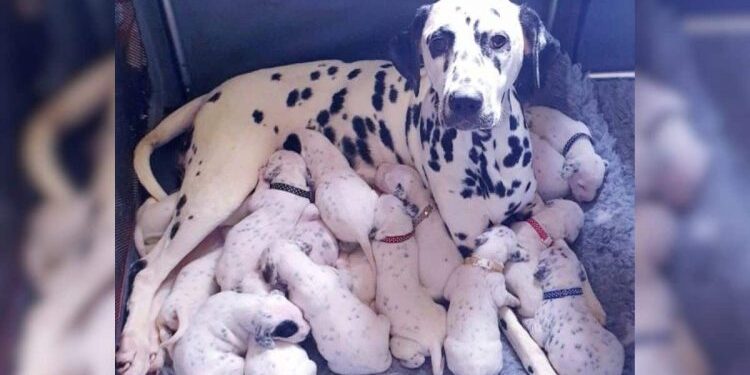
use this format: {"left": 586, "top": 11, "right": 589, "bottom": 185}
{"left": 371, "top": 194, "right": 414, "bottom": 240}
{"left": 263, "top": 150, "right": 309, "bottom": 189}
{"left": 375, "top": 163, "right": 428, "bottom": 202}
{"left": 390, "top": 0, "right": 550, "bottom": 130}
{"left": 536, "top": 199, "right": 584, "bottom": 243}
{"left": 473, "top": 226, "right": 527, "bottom": 264}
{"left": 253, "top": 290, "right": 310, "bottom": 348}
{"left": 563, "top": 155, "right": 608, "bottom": 202}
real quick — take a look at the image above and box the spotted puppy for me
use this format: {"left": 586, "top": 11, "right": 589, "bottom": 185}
{"left": 528, "top": 132, "right": 569, "bottom": 201}
{"left": 122, "top": 1, "right": 553, "bottom": 371}
{"left": 156, "top": 231, "right": 222, "bottom": 357}
{"left": 524, "top": 240, "right": 624, "bottom": 375}
{"left": 335, "top": 248, "right": 376, "bottom": 306}
{"left": 261, "top": 240, "right": 392, "bottom": 374}
{"left": 244, "top": 342, "right": 316, "bottom": 375}
{"left": 216, "top": 150, "right": 313, "bottom": 294}
{"left": 443, "top": 226, "right": 526, "bottom": 375}
{"left": 172, "top": 291, "right": 310, "bottom": 375}
{"left": 290, "top": 203, "right": 339, "bottom": 266}
{"left": 370, "top": 195, "right": 446, "bottom": 374}
{"left": 526, "top": 106, "right": 607, "bottom": 202}
{"left": 375, "top": 163, "right": 462, "bottom": 300}
{"left": 300, "top": 129, "right": 378, "bottom": 270}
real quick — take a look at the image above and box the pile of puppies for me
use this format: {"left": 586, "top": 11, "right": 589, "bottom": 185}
{"left": 132, "top": 108, "right": 623, "bottom": 375}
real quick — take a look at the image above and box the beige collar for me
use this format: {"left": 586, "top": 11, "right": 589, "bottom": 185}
{"left": 464, "top": 256, "right": 504, "bottom": 273}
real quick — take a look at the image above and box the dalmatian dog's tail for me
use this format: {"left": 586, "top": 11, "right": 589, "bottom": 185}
{"left": 430, "top": 342, "right": 444, "bottom": 375}
{"left": 133, "top": 94, "right": 207, "bottom": 200}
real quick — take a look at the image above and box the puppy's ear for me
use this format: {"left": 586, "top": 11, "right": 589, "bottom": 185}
{"left": 271, "top": 319, "right": 300, "bottom": 339}
{"left": 389, "top": 4, "right": 431, "bottom": 95}
{"left": 260, "top": 249, "right": 280, "bottom": 287}
{"left": 474, "top": 233, "right": 489, "bottom": 248}
{"left": 263, "top": 165, "right": 282, "bottom": 182}
{"left": 393, "top": 183, "right": 407, "bottom": 200}
{"left": 519, "top": 4, "right": 551, "bottom": 88}
{"left": 561, "top": 159, "right": 580, "bottom": 179}
{"left": 368, "top": 226, "right": 378, "bottom": 241}
{"left": 534, "top": 264, "right": 550, "bottom": 282}
{"left": 254, "top": 325, "right": 275, "bottom": 349}
{"left": 509, "top": 246, "right": 530, "bottom": 263}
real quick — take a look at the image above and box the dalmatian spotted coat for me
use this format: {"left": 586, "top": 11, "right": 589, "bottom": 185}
{"left": 524, "top": 240, "right": 624, "bottom": 375}
{"left": 172, "top": 291, "right": 310, "bottom": 375}
{"left": 260, "top": 240, "right": 392, "bottom": 375}
{"left": 120, "top": 1, "right": 552, "bottom": 372}
{"left": 215, "top": 150, "right": 314, "bottom": 294}
{"left": 244, "top": 341, "right": 317, "bottom": 375}
{"left": 443, "top": 226, "right": 526, "bottom": 375}
{"left": 371, "top": 195, "right": 447, "bottom": 375}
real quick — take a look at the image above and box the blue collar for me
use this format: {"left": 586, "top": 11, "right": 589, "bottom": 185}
{"left": 543, "top": 287, "right": 583, "bottom": 300}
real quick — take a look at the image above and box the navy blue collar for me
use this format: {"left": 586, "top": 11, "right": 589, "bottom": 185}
{"left": 543, "top": 287, "right": 583, "bottom": 300}
{"left": 562, "top": 133, "right": 593, "bottom": 157}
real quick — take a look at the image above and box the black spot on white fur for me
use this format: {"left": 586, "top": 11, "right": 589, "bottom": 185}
{"left": 283, "top": 133, "right": 301, "bottom": 154}
{"left": 208, "top": 91, "right": 221, "bottom": 102}
{"left": 252, "top": 110, "right": 264, "bottom": 124}
{"left": 286, "top": 90, "right": 299, "bottom": 107}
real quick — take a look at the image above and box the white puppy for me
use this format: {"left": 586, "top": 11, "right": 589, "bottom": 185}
{"left": 133, "top": 193, "right": 180, "bottom": 257}
{"left": 299, "top": 129, "right": 378, "bottom": 271}
{"left": 172, "top": 291, "right": 310, "bottom": 375}
{"left": 244, "top": 341, "right": 316, "bottom": 375}
{"left": 375, "top": 163, "right": 462, "bottom": 300}
{"left": 526, "top": 106, "right": 607, "bottom": 202}
{"left": 261, "top": 240, "right": 392, "bottom": 375}
{"left": 290, "top": 204, "right": 339, "bottom": 266}
{"left": 507, "top": 199, "right": 588, "bottom": 319}
{"left": 524, "top": 240, "right": 624, "bottom": 375}
{"left": 443, "top": 226, "right": 526, "bottom": 375}
{"left": 216, "top": 150, "right": 313, "bottom": 293}
{"left": 371, "top": 195, "right": 446, "bottom": 375}
{"left": 528, "top": 132, "right": 569, "bottom": 201}
{"left": 156, "top": 230, "right": 223, "bottom": 356}
{"left": 335, "top": 248, "right": 376, "bottom": 306}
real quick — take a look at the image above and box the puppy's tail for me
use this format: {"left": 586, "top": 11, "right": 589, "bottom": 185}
{"left": 429, "top": 342, "right": 444, "bottom": 375}
{"left": 134, "top": 94, "right": 207, "bottom": 200}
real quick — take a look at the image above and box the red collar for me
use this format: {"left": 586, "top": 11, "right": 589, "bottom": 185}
{"left": 526, "top": 218, "right": 553, "bottom": 246}
{"left": 379, "top": 231, "right": 415, "bottom": 244}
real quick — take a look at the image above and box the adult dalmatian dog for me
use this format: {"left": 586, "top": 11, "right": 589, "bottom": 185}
{"left": 117, "top": 0, "right": 553, "bottom": 373}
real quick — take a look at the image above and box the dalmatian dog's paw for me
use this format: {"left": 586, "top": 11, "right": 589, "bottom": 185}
{"left": 116, "top": 334, "right": 150, "bottom": 375}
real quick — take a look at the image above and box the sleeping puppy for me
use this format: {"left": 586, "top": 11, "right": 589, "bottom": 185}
{"left": 261, "top": 240, "right": 392, "bottom": 375}
{"left": 216, "top": 150, "right": 313, "bottom": 294}
{"left": 526, "top": 106, "right": 608, "bottom": 202}
{"left": 172, "top": 291, "right": 310, "bottom": 375}
{"left": 529, "top": 132, "right": 570, "bottom": 201}
{"left": 524, "top": 240, "right": 624, "bottom": 375}
{"left": 375, "top": 163, "right": 462, "bottom": 300}
{"left": 290, "top": 204, "right": 339, "bottom": 266}
{"left": 370, "top": 195, "right": 446, "bottom": 375}
{"left": 133, "top": 193, "right": 179, "bottom": 257}
{"left": 244, "top": 341, "right": 316, "bottom": 375}
{"left": 335, "top": 248, "right": 376, "bottom": 306}
{"left": 299, "top": 129, "right": 378, "bottom": 272}
{"left": 156, "top": 230, "right": 223, "bottom": 357}
{"left": 507, "top": 199, "right": 587, "bottom": 318}
{"left": 443, "top": 226, "right": 526, "bottom": 375}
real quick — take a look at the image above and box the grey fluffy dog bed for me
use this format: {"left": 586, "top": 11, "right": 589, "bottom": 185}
{"left": 308, "top": 43, "right": 636, "bottom": 375}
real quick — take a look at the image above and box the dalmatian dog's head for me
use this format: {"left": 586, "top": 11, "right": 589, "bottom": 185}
{"left": 473, "top": 226, "right": 528, "bottom": 264}
{"left": 370, "top": 194, "right": 414, "bottom": 240}
{"left": 390, "top": 0, "right": 550, "bottom": 130}
{"left": 253, "top": 290, "right": 311, "bottom": 349}
{"left": 262, "top": 150, "right": 311, "bottom": 187}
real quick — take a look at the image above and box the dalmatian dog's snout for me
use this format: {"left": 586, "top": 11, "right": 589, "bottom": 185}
{"left": 447, "top": 89, "right": 483, "bottom": 121}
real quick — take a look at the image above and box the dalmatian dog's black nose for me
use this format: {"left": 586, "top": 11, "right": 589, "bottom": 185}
{"left": 449, "top": 90, "right": 483, "bottom": 118}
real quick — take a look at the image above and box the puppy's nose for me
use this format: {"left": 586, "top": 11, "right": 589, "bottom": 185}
{"left": 448, "top": 90, "right": 483, "bottom": 117}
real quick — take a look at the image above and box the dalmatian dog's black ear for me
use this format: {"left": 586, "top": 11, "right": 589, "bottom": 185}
{"left": 519, "top": 4, "right": 551, "bottom": 89}
{"left": 389, "top": 4, "right": 431, "bottom": 95}
{"left": 271, "top": 320, "right": 300, "bottom": 339}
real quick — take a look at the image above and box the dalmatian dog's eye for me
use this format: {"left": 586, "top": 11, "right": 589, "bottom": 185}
{"left": 490, "top": 34, "right": 508, "bottom": 49}
{"left": 429, "top": 36, "right": 450, "bottom": 56}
